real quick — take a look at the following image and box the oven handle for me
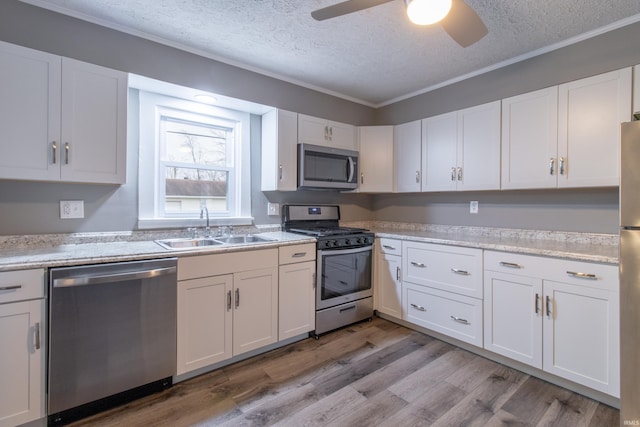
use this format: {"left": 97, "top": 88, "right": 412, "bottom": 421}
{"left": 53, "top": 266, "right": 177, "bottom": 288}
{"left": 317, "top": 245, "right": 372, "bottom": 257}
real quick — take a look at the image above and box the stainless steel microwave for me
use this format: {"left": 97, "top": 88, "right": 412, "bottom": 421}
{"left": 298, "top": 143, "right": 358, "bottom": 190}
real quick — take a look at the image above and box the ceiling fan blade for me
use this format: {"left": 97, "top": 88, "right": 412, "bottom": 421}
{"left": 440, "top": 0, "right": 488, "bottom": 47}
{"left": 311, "top": 0, "right": 395, "bottom": 21}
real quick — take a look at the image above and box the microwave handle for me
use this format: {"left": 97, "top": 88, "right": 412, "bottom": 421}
{"left": 348, "top": 157, "right": 355, "bottom": 183}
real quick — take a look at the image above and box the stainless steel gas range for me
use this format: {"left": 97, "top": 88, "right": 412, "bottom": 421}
{"left": 283, "top": 204, "right": 374, "bottom": 336}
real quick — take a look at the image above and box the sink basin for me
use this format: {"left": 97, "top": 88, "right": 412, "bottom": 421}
{"left": 215, "top": 235, "right": 274, "bottom": 245}
{"left": 155, "top": 238, "right": 224, "bottom": 250}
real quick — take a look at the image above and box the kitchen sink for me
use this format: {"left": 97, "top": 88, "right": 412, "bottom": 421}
{"left": 155, "top": 238, "right": 224, "bottom": 250}
{"left": 214, "top": 235, "right": 274, "bottom": 245}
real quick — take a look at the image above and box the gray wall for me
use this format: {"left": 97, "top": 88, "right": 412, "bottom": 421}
{"left": 0, "top": 1, "right": 633, "bottom": 235}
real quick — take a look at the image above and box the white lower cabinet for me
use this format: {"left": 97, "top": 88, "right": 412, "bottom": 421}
{"left": 0, "top": 269, "right": 45, "bottom": 427}
{"left": 278, "top": 243, "right": 316, "bottom": 340}
{"left": 484, "top": 251, "right": 619, "bottom": 397}
{"left": 375, "top": 238, "right": 403, "bottom": 319}
{"left": 176, "top": 250, "right": 278, "bottom": 376}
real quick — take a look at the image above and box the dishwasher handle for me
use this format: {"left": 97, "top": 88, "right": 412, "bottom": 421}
{"left": 53, "top": 266, "right": 177, "bottom": 288}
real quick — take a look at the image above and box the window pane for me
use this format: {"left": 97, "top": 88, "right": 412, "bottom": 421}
{"left": 163, "top": 118, "right": 230, "bottom": 167}
{"left": 165, "top": 167, "right": 228, "bottom": 213}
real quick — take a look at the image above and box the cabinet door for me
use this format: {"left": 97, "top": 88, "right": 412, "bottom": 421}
{"left": 422, "top": 112, "right": 457, "bottom": 191}
{"left": 0, "top": 41, "right": 61, "bottom": 181}
{"left": 457, "top": 101, "right": 501, "bottom": 191}
{"left": 557, "top": 68, "right": 632, "bottom": 188}
{"left": 298, "top": 114, "right": 328, "bottom": 146}
{"left": 233, "top": 267, "right": 278, "bottom": 355}
{"left": 0, "top": 299, "right": 45, "bottom": 427}
{"left": 329, "top": 120, "right": 356, "bottom": 150}
{"left": 394, "top": 120, "right": 422, "bottom": 192}
{"left": 483, "top": 271, "right": 543, "bottom": 368}
{"left": 358, "top": 126, "right": 394, "bottom": 192}
{"left": 542, "top": 280, "right": 620, "bottom": 397}
{"left": 60, "top": 58, "right": 127, "bottom": 184}
{"left": 376, "top": 253, "right": 402, "bottom": 319}
{"left": 261, "top": 109, "right": 298, "bottom": 191}
{"left": 279, "top": 261, "right": 315, "bottom": 340}
{"left": 177, "top": 275, "right": 233, "bottom": 375}
{"left": 501, "top": 87, "right": 558, "bottom": 189}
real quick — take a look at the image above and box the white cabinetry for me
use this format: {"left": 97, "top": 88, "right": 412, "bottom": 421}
{"left": 176, "top": 249, "right": 278, "bottom": 375}
{"left": 634, "top": 64, "right": 640, "bottom": 115}
{"left": 422, "top": 101, "right": 501, "bottom": 192}
{"left": 374, "top": 238, "right": 402, "bottom": 319}
{"left": 298, "top": 114, "right": 356, "bottom": 150}
{"left": 394, "top": 120, "right": 422, "bottom": 192}
{"left": 261, "top": 109, "right": 298, "bottom": 191}
{"left": 402, "top": 241, "right": 483, "bottom": 346}
{"left": 358, "top": 126, "right": 394, "bottom": 192}
{"left": 0, "top": 269, "right": 45, "bottom": 427}
{"left": 0, "top": 41, "right": 127, "bottom": 184}
{"left": 484, "top": 251, "right": 619, "bottom": 397}
{"left": 278, "top": 243, "right": 316, "bottom": 340}
{"left": 502, "top": 68, "right": 631, "bottom": 189}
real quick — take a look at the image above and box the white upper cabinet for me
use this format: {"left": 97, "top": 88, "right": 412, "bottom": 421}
{"left": 298, "top": 113, "right": 356, "bottom": 150}
{"left": 0, "top": 41, "right": 127, "bottom": 184}
{"left": 394, "top": 120, "right": 422, "bottom": 192}
{"left": 501, "top": 87, "right": 559, "bottom": 189}
{"left": 423, "top": 101, "right": 501, "bottom": 192}
{"left": 261, "top": 109, "right": 298, "bottom": 191}
{"left": 358, "top": 126, "right": 394, "bottom": 193}
{"left": 557, "top": 67, "right": 632, "bottom": 188}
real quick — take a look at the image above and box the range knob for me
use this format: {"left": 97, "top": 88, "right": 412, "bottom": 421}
{"left": 344, "top": 239, "right": 351, "bottom": 246}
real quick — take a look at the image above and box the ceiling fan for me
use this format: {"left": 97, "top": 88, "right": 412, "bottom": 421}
{"left": 311, "top": 0, "right": 488, "bottom": 47}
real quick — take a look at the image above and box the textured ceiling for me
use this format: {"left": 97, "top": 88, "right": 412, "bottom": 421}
{"left": 19, "top": 0, "right": 640, "bottom": 106}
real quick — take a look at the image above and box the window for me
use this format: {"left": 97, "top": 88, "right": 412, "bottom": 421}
{"left": 137, "top": 91, "right": 251, "bottom": 228}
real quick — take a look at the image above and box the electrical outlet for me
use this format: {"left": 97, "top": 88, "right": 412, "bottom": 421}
{"left": 267, "top": 202, "right": 280, "bottom": 216}
{"left": 60, "top": 200, "right": 84, "bottom": 219}
{"left": 470, "top": 201, "right": 479, "bottom": 214}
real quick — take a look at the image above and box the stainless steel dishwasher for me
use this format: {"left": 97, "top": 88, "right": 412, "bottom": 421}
{"left": 48, "top": 258, "right": 178, "bottom": 426}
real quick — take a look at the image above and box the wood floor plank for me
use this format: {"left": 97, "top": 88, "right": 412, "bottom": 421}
{"left": 329, "top": 389, "right": 408, "bottom": 427}
{"left": 536, "top": 392, "right": 598, "bottom": 426}
{"left": 500, "top": 376, "right": 575, "bottom": 425}
{"left": 588, "top": 402, "right": 620, "bottom": 427}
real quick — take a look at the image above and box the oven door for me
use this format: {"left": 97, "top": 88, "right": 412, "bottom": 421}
{"left": 316, "top": 245, "right": 372, "bottom": 310}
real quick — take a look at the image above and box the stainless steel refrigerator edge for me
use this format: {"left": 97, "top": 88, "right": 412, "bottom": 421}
{"left": 620, "top": 120, "right": 640, "bottom": 425}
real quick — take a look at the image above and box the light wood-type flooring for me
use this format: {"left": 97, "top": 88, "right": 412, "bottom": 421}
{"left": 71, "top": 317, "right": 619, "bottom": 426}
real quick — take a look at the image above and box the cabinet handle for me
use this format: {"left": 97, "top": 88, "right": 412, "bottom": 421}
{"left": 382, "top": 245, "right": 397, "bottom": 251}
{"left": 559, "top": 157, "right": 565, "bottom": 175}
{"left": 340, "top": 304, "right": 356, "bottom": 313}
{"left": 450, "top": 315, "right": 470, "bottom": 325}
{"left": 566, "top": 271, "right": 598, "bottom": 280}
{"left": 328, "top": 126, "right": 332, "bottom": 141}
{"left": 312, "top": 272, "right": 316, "bottom": 289}
{"left": 545, "top": 295, "right": 552, "bottom": 317}
{"left": 0, "top": 284, "right": 22, "bottom": 291}
{"left": 410, "top": 261, "right": 426, "bottom": 268}
{"left": 64, "top": 142, "right": 70, "bottom": 164}
{"left": 451, "top": 167, "right": 456, "bottom": 181}
{"left": 279, "top": 164, "right": 283, "bottom": 180}
{"left": 415, "top": 170, "right": 420, "bottom": 183}
{"left": 549, "top": 158, "right": 555, "bottom": 175}
{"left": 227, "top": 290, "right": 232, "bottom": 311}
{"left": 361, "top": 172, "right": 364, "bottom": 184}
{"left": 235, "top": 288, "right": 240, "bottom": 308}
{"left": 410, "top": 303, "right": 426, "bottom": 312}
{"left": 450, "top": 268, "right": 470, "bottom": 275}
{"left": 499, "top": 261, "right": 523, "bottom": 269}
{"left": 534, "top": 293, "right": 540, "bottom": 314}
{"left": 457, "top": 167, "right": 462, "bottom": 181}
{"left": 292, "top": 252, "right": 307, "bottom": 258}
{"left": 52, "top": 141, "right": 57, "bottom": 164}
{"left": 396, "top": 266, "right": 401, "bottom": 281}
{"left": 35, "top": 322, "right": 41, "bottom": 350}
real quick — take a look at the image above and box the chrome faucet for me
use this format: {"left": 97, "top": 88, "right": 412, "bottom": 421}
{"left": 200, "top": 207, "right": 211, "bottom": 237}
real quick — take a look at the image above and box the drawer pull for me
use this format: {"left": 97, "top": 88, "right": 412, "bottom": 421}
{"left": 534, "top": 293, "right": 541, "bottom": 314}
{"left": 410, "top": 303, "right": 426, "bottom": 312}
{"left": 292, "top": 252, "right": 307, "bottom": 258}
{"left": 450, "top": 315, "right": 470, "bottom": 325}
{"left": 0, "top": 285, "right": 22, "bottom": 291}
{"left": 545, "top": 296, "right": 552, "bottom": 317}
{"left": 566, "top": 271, "right": 597, "bottom": 280}
{"left": 410, "top": 261, "right": 426, "bottom": 268}
{"left": 227, "top": 290, "right": 232, "bottom": 311}
{"left": 499, "top": 262, "right": 523, "bottom": 269}
{"left": 450, "top": 268, "right": 470, "bottom": 275}
{"left": 396, "top": 266, "right": 401, "bottom": 281}
{"left": 382, "top": 245, "right": 397, "bottom": 251}
{"left": 35, "top": 322, "right": 41, "bottom": 350}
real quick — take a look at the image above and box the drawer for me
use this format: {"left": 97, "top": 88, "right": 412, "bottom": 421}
{"left": 0, "top": 269, "right": 45, "bottom": 304}
{"left": 484, "top": 251, "right": 548, "bottom": 277}
{"left": 403, "top": 242, "right": 483, "bottom": 298}
{"left": 279, "top": 243, "right": 316, "bottom": 265}
{"left": 377, "top": 238, "right": 401, "bottom": 256}
{"left": 403, "top": 282, "right": 483, "bottom": 347}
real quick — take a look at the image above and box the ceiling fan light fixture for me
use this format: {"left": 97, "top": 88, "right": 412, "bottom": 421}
{"left": 405, "top": 0, "right": 452, "bottom": 26}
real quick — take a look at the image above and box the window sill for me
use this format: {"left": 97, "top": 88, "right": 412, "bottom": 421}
{"left": 137, "top": 217, "right": 254, "bottom": 230}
